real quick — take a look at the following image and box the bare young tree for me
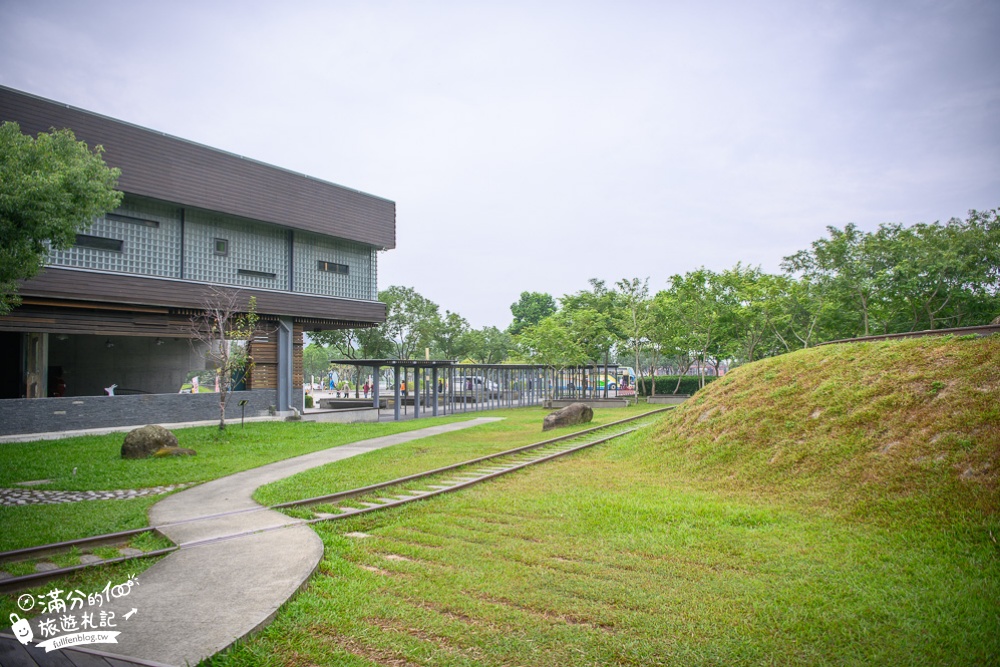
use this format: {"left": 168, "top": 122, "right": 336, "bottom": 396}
{"left": 189, "top": 287, "right": 261, "bottom": 430}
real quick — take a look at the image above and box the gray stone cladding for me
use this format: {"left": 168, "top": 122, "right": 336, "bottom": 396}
{"left": 0, "top": 483, "right": 194, "bottom": 506}
{"left": 0, "top": 389, "right": 280, "bottom": 437}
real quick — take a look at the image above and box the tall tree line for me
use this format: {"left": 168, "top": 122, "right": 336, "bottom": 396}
{"left": 305, "top": 209, "right": 999, "bottom": 383}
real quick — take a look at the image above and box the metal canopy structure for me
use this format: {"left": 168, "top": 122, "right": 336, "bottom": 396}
{"left": 328, "top": 359, "right": 628, "bottom": 420}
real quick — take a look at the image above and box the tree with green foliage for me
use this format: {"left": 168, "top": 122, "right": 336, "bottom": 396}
{"left": 877, "top": 211, "right": 1000, "bottom": 330}
{"left": 508, "top": 291, "right": 557, "bottom": 335}
{"left": 764, "top": 273, "right": 834, "bottom": 351}
{"left": 516, "top": 315, "right": 587, "bottom": 398}
{"left": 560, "top": 279, "right": 624, "bottom": 385}
{"left": 714, "top": 264, "right": 786, "bottom": 365}
{"left": 433, "top": 310, "right": 472, "bottom": 360}
{"left": 0, "top": 121, "right": 123, "bottom": 314}
{"left": 559, "top": 306, "right": 614, "bottom": 364}
{"left": 312, "top": 325, "right": 391, "bottom": 362}
{"left": 380, "top": 285, "right": 441, "bottom": 360}
{"left": 464, "top": 326, "right": 512, "bottom": 364}
{"left": 659, "top": 268, "right": 724, "bottom": 388}
{"left": 614, "top": 277, "right": 651, "bottom": 388}
{"left": 783, "top": 223, "right": 889, "bottom": 338}
{"left": 315, "top": 326, "right": 392, "bottom": 397}
{"left": 783, "top": 210, "right": 1000, "bottom": 338}
{"left": 302, "top": 343, "right": 331, "bottom": 381}
{"left": 647, "top": 291, "right": 687, "bottom": 394}
{"left": 636, "top": 293, "right": 692, "bottom": 396}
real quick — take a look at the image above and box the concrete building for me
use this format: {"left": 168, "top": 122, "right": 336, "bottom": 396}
{"left": 0, "top": 86, "right": 395, "bottom": 436}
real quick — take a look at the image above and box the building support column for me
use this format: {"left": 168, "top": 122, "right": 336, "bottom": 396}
{"left": 393, "top": 366, "right": 401, "bottom": 421}
{"left": 277, "top": 317, "right": 293, "bottom": 413}
{"left": 432, "top": 367, "right": 439, "bottom": 417}
{"left": 414, "top": 367, "right": 421, "bottom": 419}
{"left": 25, "top": 332, "right": 48, "bottom": 399}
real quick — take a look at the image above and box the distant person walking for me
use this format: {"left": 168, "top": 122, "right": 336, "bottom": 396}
{"left": 363, "top": 381, "right": 370, "bottom": 399}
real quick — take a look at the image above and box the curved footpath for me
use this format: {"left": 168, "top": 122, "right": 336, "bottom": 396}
{"left": 91, "top": 417, "right": 503, "bottom": 666}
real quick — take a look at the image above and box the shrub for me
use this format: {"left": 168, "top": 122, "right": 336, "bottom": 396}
{"left": 304, "top": 394, "right": 314, "bottom": 409}
{"left": 638, "top": 375, "right": 719, "bottom": 396}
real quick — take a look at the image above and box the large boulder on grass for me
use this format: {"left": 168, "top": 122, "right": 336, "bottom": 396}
{"left": 543, "top": 403, "right": 594, "bottom": 431}
{"left": 121, "top": 425, "right": 179, "bottom": 459}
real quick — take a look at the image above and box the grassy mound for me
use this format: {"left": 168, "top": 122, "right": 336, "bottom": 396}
{"left": 654, "top": 334, "right": 999, "bottom": 526}
{"left": 203, "top": 370, "right": 997, "bottom": 666}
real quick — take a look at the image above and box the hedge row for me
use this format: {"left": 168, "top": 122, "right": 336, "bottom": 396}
{"left": 637, "top": 375, "right": 719, "bottom": 396}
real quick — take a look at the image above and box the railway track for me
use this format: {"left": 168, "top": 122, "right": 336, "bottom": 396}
{"left": 0, "top": 408, "right": 670, "bottom": 593}
{"left": 820, "top": 323, "right": 1000, "bottom": 345}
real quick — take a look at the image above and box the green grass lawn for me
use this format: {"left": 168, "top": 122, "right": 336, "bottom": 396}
{"left": 4, "top": 337, "right": 996, "bottom": 667}
{"left": 0, "top": 415, "right": 484, "bottom": 552}
{"left": 0, "top": 406, "right": 658, "bottom": 552}
{"left": 255, "top": 405, "right": 663, "bottom": 506}
{"left": 0, "top": 405, "right": 659, "bottom": 643}
{"left": 207, "top": 427, "right": 999, "bottom": 666}
{"left": 203, "top": 338, "right": 998, "bottom": 666}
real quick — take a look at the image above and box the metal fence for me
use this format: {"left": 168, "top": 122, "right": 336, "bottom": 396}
{"left": 328, "top": 360, "right": 632, "bottom": 420}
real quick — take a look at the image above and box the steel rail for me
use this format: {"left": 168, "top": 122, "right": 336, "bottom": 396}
{"left": 0, "top": 528, "right": 152, "bottom": 564}
{"left": 274, "top": 407, "right": 672, "bottom": 509}
{"left": 819, "top": 324, "right": 1000, "bottom": 345}
{"left": 179, "top": 427, "right": 643, "bottom": 551}
{"left": 0, "top": 547, "right": 177, "bottom": 595}
{"left": 0, "top": 408, "right": 669, "bottom": 593}
{"left": 302, "top": 426, "right": 640, "bottom": 523}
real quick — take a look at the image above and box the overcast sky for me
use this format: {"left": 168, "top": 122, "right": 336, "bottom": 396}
{"left": 2, "top": 0, "right": 998, "bottom": 329}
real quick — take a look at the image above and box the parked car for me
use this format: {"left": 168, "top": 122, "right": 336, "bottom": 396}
{"left": 455, "top": 375, "right": 499, "bottom": 393}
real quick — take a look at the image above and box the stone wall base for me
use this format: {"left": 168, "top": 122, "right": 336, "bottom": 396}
{"left": 300, "top": 407, "right": 380, "bottom": 424}
{"left": 0, "top": 389, "right": 278, "bottom": 437}
{"left": 543, "top": 398, "right": 630, "bottom": 409}
{"left": 646, "top": 395, "right": 691, "bottom": 405}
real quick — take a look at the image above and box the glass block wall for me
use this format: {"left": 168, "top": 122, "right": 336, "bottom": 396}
{"left": 293, "top": 231, "right": 377, "bottom": 300}
{"left": 48, "top": 198, "right": 182, "bottom": 277}
{"left": 46, "top": 197, "right": 380, "bottom": 301}
{"left": 184, "top": 211, "right": 290, "bottom": 291}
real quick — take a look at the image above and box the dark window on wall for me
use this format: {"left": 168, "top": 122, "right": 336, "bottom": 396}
{"left": 106, "top": 212, "right": 159, "bottom": 228}
{"left": 237, "top": 268, "right": 276, "bottom": 279}
{"left": 318, "top": 260, "right": 349, "bottom": 275}
{"left": 214, "top": 238, "right": 229, "bottom": 256}
{"left": 74, "top": 234, "right": 123, "bottom": 252}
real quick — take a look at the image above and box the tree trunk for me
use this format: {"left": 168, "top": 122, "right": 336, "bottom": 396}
{"left": 603, "top": 348, "right": 609, "bottom": 399}
{"left": 635, "top": 349, "right": 644, "bottom": 399}
{"left": 673, "top": 357, "right": 693, "bottom": 394}
{"left": 634, "top": 345, "right": 641, "bottom": 397}
{"left": 860, "top": 291, "right": 870, "bottom": 336}
{"left": 218, "top": 390, "right": 226, "bottom": 431}
{"left": 650, "top": 347, "right": 658, "bottom": 397}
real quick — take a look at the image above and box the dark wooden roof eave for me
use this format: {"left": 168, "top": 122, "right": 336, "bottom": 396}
{"left": 17, "top": 267, "right": 386, "bottom": 325}
{"left": 0, "top": 86, "right": 396, "bottom": 250}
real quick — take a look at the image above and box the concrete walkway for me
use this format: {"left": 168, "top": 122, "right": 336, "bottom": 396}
{"left": 85, "top": 417, "right": 502, "bottom": 666}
